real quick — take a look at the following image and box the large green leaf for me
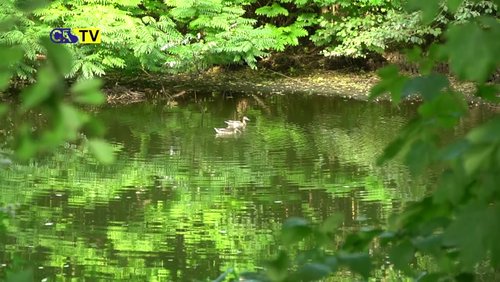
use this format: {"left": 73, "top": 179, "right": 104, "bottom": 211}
{"left": 42, "top": 38, "right": 73, "bottom": 75}
{"left": 88, "top": 138, "right": 115, "bottom": 164}
{"left": 389, "top": 239, "right": 415, "bottom": 274}
{"left": 445, "top": 18, "right": 500, "bottom": 83}
{"left": 20, "top": 67, "right": 57, "bottom": 110}
{"left": 443, "top": 204, "right": 496, "bottom": 268}
{"left": 71, "top": 79, "right": 105, "bottom": 105}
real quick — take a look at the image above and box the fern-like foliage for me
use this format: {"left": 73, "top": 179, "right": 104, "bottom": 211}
{"left": 0, "top": 0, "right": 46, "bottom": 81}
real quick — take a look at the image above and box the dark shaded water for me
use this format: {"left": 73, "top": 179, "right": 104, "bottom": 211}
{"left": 0, "top": 93, "right": 490, "bottom": 281}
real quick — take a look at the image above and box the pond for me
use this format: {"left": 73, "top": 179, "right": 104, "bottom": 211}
{"left": 0, "top": 92, "right": 491, "bottom": 281}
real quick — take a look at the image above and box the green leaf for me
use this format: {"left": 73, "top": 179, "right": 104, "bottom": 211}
{"left": 15, "top": 0, "right": 50, "bottom": 11}
{"left": 370, "top": 65, "right": 409, "bottom": 103}
{"left": 71, "top": 78, "right": 103, "bottom": 93}
{"left": 71, "top": 78, "right": 105, "bottom": 105}
{"left": 476, "top": 84, "right": 500, "bottom": 103}
{"left": 405, "top": 140, "right": 435, "bottom": 175}
{"left": 417, "top": 93, "right": 466, "bottom": 128}
{"left": 265, "top": 251, "right": 289, "bottom": 282}
{"left": 338, "top": 252, "right": 371, "bottom": 279}
{"left": 447, "top": 0, "right": 464, "bottom": 13}
{"left": 42, "top": 37, "right": 73, "bottom": 75}
{"left": 0, "top": 47, "right": 24, "bottom": 68}
{"left": 14, "top": 125, "right": 37, "bottom": 160}
{"left": 281, "top": 217, "right": 312, "bottom": 245}
{"left": 60, "top": 104, "right": 86, "bottom": 139}
{"left": 75, "top": 90, "right": 106, "bottom": 105}
{"left": 434, "top": 170, "right": 467, "bottom": 205}
{"left": 20, "top": 67, "right": 57, "bottom": 110}
{"left": 389, "top": 239, "right": 415, "bottom": 273}
{"left": 462, "top": 145, "right": 495, "bottom": 175}
{"left": 402, "top": 74, "right": 449, "bottom": 101}
{"left": 405, "top": 0, "right": 440, "bottom": 24}
{"left": 0, "top": 104, "right": 8, "bottom": 117}
{"left": 413, "top": 234, "right": 443, "bottom": 255}
{"left": 377, "top": 137, "right": 406, "bottom": 165}
{"left": 0, "top": 71, "right": 13, "bottom": 91}
{"left": 466, "top": 117, "right": 500, "bottom": 144}
{"left": 417, "top": 272, "right": 447, "bottom": 282}
{"left": 445, "top": 19, "right": 500, "bottom": 83}
{"left": 342, "top": 228, "right": 382, "bottom": 252}
{"left": 294, "top": 263, "right": 332, "bottom": 281}
{"left": 438, "top": 140, "right": 469, "bottom": 161}
{"left": 318, "top": 214, "right": 343, "bottom": 234}
{"left": 443, "top": 205, "right": 495, "bottom": 268}
{"left": 255, "top": 3, "right": 289, "bottom": 17}
{"left": 6, "top": 268, "right": 34, "bottom": 282}
{"left": 88, "top": 138, "right": 115, "bottom": 164}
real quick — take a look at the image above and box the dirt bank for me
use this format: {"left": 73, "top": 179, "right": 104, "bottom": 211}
{"left": 104, "top": 67, "right": 478, "bottom": 104}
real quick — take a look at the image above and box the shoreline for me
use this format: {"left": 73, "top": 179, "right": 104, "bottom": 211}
{"left": 103, "top": 67, "right": 480, "bottom": 104}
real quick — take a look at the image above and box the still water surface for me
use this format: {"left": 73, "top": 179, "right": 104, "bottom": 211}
{"left": 0, "top": 93, "right": 488, "bottom": 281}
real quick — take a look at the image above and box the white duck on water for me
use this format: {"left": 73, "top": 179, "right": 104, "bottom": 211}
{"left": 224, "top": 116, "right": 250, "bottom": 129}
{"left": 214, "top": 127, "right": 241, "bottom": 135}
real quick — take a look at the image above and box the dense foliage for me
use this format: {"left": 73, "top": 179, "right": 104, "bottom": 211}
{"left": 1, "top": 0, "right": 497, "bottom": 78}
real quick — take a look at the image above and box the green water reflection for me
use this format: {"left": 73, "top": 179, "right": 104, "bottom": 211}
{"left": 0, "top": 94, "right": 489, "bottom": 280}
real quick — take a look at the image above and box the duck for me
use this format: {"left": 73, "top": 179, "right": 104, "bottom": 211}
{"left": 214, "top": 127, "right": 241, "bottom": 135}
{"left": 224, "top": 116, "right": 250, "bottom": 129}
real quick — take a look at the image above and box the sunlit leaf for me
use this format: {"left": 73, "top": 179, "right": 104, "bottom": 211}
{"left": 88, "top": 138, "right": 115, "bottom": 164}
{"left": 14, "top": 126, "right": 37, "bottom": 160}
{"left": 60, "top": 104, "right": 85, "bottom": 139}
{"left": 74, "top": 90, "right": 106, "bottom": 105}
{"left": 255, "top": 3, "right": 289, "bottom": 17}
{"left": 70, "top": 78, "right": 103, "bottom": 93}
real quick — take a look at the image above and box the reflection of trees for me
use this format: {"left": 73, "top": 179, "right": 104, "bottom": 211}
{"left": 1, "top": 94, "right": 483, "bottom": 280}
